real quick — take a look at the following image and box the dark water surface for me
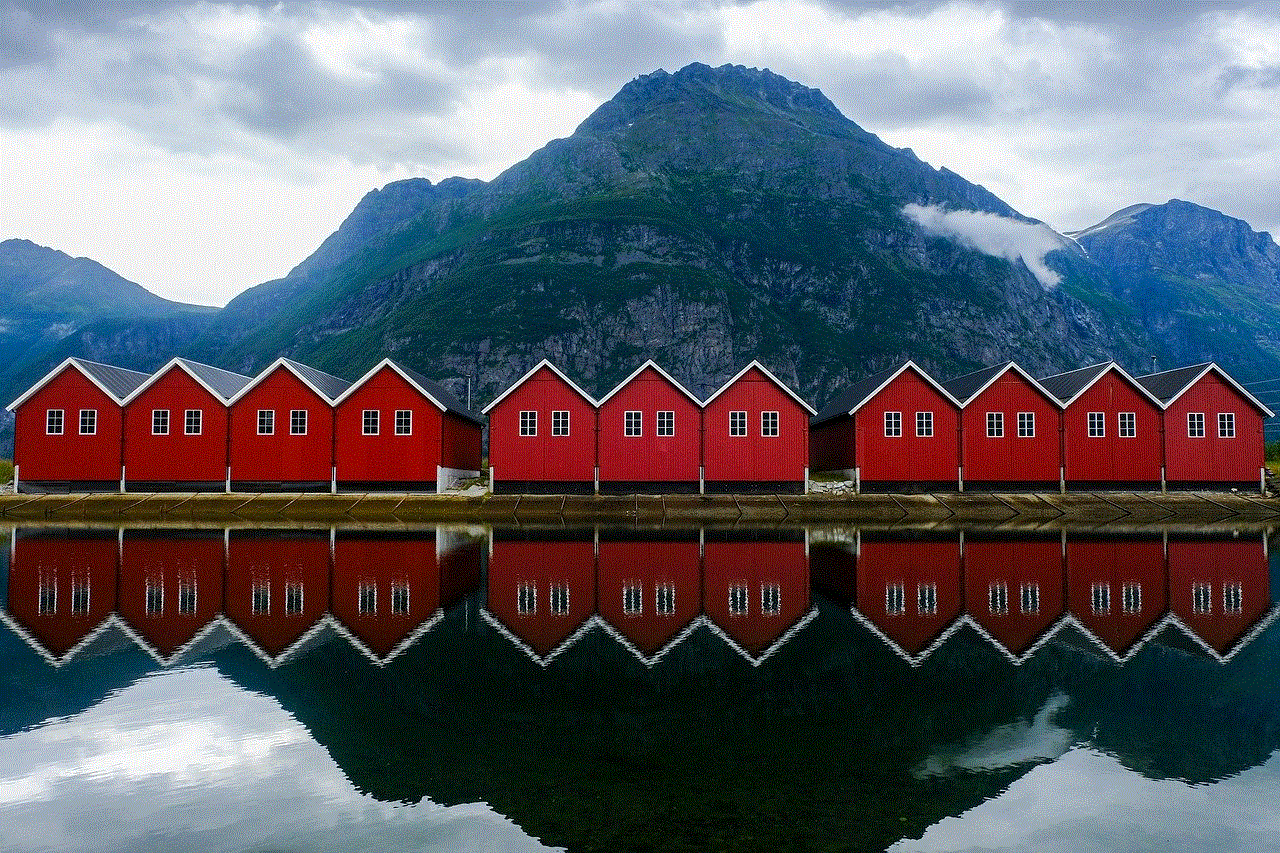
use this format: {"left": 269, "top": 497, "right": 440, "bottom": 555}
{"left": 1, "top": 524, "right": 1277, "bottom": 853}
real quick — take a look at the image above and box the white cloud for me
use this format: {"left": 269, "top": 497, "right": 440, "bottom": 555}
{"left": 903, "top": 202, "right": 1066, "bottom": 289}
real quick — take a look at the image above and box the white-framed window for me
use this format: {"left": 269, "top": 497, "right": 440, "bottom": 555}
{"left": 177, "top": 580, "right": 196, "bottom": 615}
{"left": 395, "top": 410, "right": 412, "bottom": 435}
{"left": 1218, "top": 412, "right": 1235, "bottom": 438}
{"left": 655, "top": 583, "right": 675, "bottom": 615}
{"left": 79, "top": 409, "right": 97, "bottom": 435}
{"left": 1091, "top": 582, "right": 1110, "bottom": 614}
{"left": 357, "top": 582, "right": 376, "bottom": 615}
{"left": 1223, "top": 582, "right": 1243, "bottom": 614}
{"left": 729, "top": 410, "right": 747, "bottom": 436}
{"left": 1187, "top": 412, "right": 1205, "bottom": 438}
{"left": 517, "top": 582, "right": 536, "bottom": 614}
{"left": 519, "top": 410, "right": 537, "bottom": 436}
{"left": 145, "top": 578, "right": 163, "bottom": 615}
{"left": 251, "top": 581, "right": 270, "bottom": 615}
{"left": 552, "top": 410, "right": 570, "bottom": 436}
{"left": 987, "top": 412, "right": 1004, "bottom": 438}
{"left": 71, "top": 578, "right": 90, "bottom": 614}
{"left": 1020, "top": 582, "right": 1039, "bottom": 614}
{"left": 916, "top": 411, "right": 933, "bottom": 437}
{"left": 1192, "top": 582, "right": 1212, "bottom": 614}
{"left": 549, "top": 583, "right": 570, "bottom": 615}
{"left": 625, "top": 410, "right": 642, "bottom": 437}
{"left": 657, "top": 410, "right": 674, "bottom": 436}
{"left": 623, "top": 583, "right": 643, "bottom": 615}
{"left": 761, "top": 411, "right": 779, "bottom": 437}
{"left": 1088, "top": 412, "right": 1105, "bottom": 437}
{"left": 1121, "top": 582, "right": 1141, "bottom": 614}
{"left": 152, "top": 409, "right": 170, "bottom": 435}
{"left": 1017, "top": 412, "right": 1035, "bottom": 438}
{"left": 729, "top": 583, "right": 749, "bottom": 615}
{"left": 257, "top": 409, "right": 274, "bottom": 435}
{"left": 884, "top": 411, "right": 902, "bottom": 438}
{"left": 988, "top": 582, "right": 1009, "bottom": 615}
{"left": 284, "top": 582, "right": 304, "bottom": 615}
{"left": 761, "top": 583, "right": 781, "bottom": 616}
{"left": 184, "top": 409, "right": 202, "bottom": 435}
{"left": 46, "top": 409, "right": 64, "bottom": 435}
{"left": 1118, "top": 411, "right": 1136, "bottom": 438}
{"left": 886, "top": 582, "right": 905, "bottom": 615}
{"left": 390, "top": 582, "right": 410, "bottom": 614}
{"left": 290, "top": 410, "right": 307, "bottom": 435}
{"left": 38, "top": 577, "right": 56, "bottom": 614}
{"left": 917, "top": 583, "right": 937, "bottom": 615}
{"left": 362, "top": 409, "right": 379, "bottom": 435}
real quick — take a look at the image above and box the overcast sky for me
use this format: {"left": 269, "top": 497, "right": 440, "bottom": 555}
{"left": 2, "top": 1, "right": 1277, "bottom": 307}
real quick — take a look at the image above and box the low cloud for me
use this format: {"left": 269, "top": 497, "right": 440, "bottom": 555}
{"left": 903, "top": 202, "right": 1065, "bottom": 289}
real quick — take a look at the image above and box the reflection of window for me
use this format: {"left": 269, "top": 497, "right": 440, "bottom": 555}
{"left": 1088, "top": 412, "right": 1105, "bottom": 437}
{"left": 549, "top": 583, "right": 569, "bottom": 616}
{"left": 884, "top": 412, "right": 902, "bottom": 438}
{"left": 885, "top": 583, "right": 905, "bottom": 615}
{"left": 519, "top": 410, "right": 537, "bottom": 436}
{"left": 1223, "top": 583, "right": 1242, "bottom": 614}
{"left": 390, "top": 583, "right": 409, "bottom": 615}
{"left": 46, "top": 409, "right": 64, "bottom": 435}
{"left": 623, "top": 583, "right": 643, "bottom": 615}
{"left": 761, "top": 411, "right": 779, "bottom": 437}
{"left": 625, "top": 411, "right": 642, "bottom": 437}
{"left": 1187, "top": 413, "right": 1205, "bottom": 438}
{"left": 1091, "top": 582, "right": 1110, "bottom": 614}
{"left": 362, "top": 409, "right": 379, "bottom": 435}
{"left": 988, "top": 582, "right": 1008, "bottom": 615}
{"left": 517, "top": 583, "right": 536, "bottom": 614}
{"left": 655, "top": 583, "right": 675, "bottom": 615}
{"left": 729, "top": 411, "right": 747, "bottom": 436}
{"left": 761, "top": 583, "right": 781, "bottom": 616}
{"left": 1192, "top": 582, "right": 1212, "bottom": 614}
{"left": 357, "top": 582, "right": 376, "bottom": 615}
{"left": 178, "top": 580, "right": 196, "bottom": 615}
{"left": 657, "top": 410, "right": 674, "bottom": 436}
{"left": 285, "top": 582, "right": 304, "bottom": 615}
{"left": 916, "top": 411, "right": 933, "bottom": 437}
{"left": 1121, "top": 582, "right": 1141, "bottom": 614}
{"left": 1118, "top": 412, "right": 1136, "bottom": 438}
{"left": 38, "top": 577, "right": 57, "bottom": 614}
{"left": 1017, "top": 412, "right": 1035, "bottom": 438}
{"left": 145, "top": 578, "right": 164, "bottom": 615}
{"left": 917, "top": 583, "right": 937, "bottom": 615}
{"left": 729, "top": 584, "right": 749, "bottom": 615}
{"left": 552, "top": 410, "right": 570, "bottom": 436}
{"left": 252, "top": 581, "right": 270, "bottom": 615}
{"left": 1020, "top": 582, "right": 1039, "bottom": 614}
{"left": 71, "top": 578, "right": 90, "bottom": 614}
{"left": 1218, "top": 413, "right": 1235, "bottom": 438}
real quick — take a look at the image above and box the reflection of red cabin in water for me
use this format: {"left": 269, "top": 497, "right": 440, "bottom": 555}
{"left": 485, "top": 537, "right": 597, "bottom": 659}
{"left": 225, "top": 533, "right": 331, "bottom": 660}
{"left": 1066, "top": 538, "right": 1167, "bottom": 658}
{"left": 703, "top": 537, "right": 810, "bottom": 659}
{"left": 4, "top": 531, "right": 120, "bottom": 659}
{"left": 118, "top": 532, "right": 225, "bottom": 660}
{"left": 597, "top": 536, "right": 702, "bottom": 659}
{"left": 854, "top": 537, "right": 962, "bottom": 659}
{"left": 1167, "top": 539, "right": 1273, "bottom": 656}
{"left": 964, "top": 538, "right": 1065, "bottom": 658}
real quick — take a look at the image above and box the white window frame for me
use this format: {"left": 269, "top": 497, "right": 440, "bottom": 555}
{"left": 38, "top": 578, "right": 56, "bottom": 614}
{"left": 623, "top": 583, "right": 643, "bottom": 616}
{"left": 917, "top": 582, "right": 937, "bottom": 615}
{"left": 284, "top": 582, "right": 304, "bottom": 615}
{"left": 290, "top": 409, "right": 307, "bottom": 435}
{"left": 761, "top": 583, "right": 781, "bottom": 616}
{"left": 1118, "top": 411, "right": 1136, "bottom": 438}
{"left": 915, "top": 411, "right": 933, "bottom": 438}
{"left": 1187, "top": 412, "right": 1205, "bottom": 438}
{"left": 549, "top": 583, "right": 570, "bottom": 616}
{"left": 1088, "top": 412, "right": 1105, "bottom": 438}
{"left": 79, "top": 409, "right": 97, "bottom": 435}
{"left": 625, "top": 410, "right": 642, "bottom": 437}
{"left": 519, "top": 410, "right": 537, "bottom": 436}
{"left": 988, "top": 581, "right": 1009, "bottom": 615}
{"left": 986, "top": 412, "right": 1004, "bottom": 438}
{"left": 152, "top": 409, "right": 170, "bottom": 436}
{"left": 517, "top": 582, "right": 536, "bottom": 615}
{"left": 251, "top": 581, "right": 270, "bottom": 615}
{"left": 729, "top": 583, "right": 749, "bottom": 616}
{"left": 1121, "top": 582, "right": 1141, "bottom": 614}
{"left": 1223, "top": 582, "right": 1242, "bottom": 614}
{"left": 1020, "top": 582, "right": 1039, "bottom": 614}
{"left": 145, "top": 578, "right": 163, "bottom": 615}
{"left": 177, "top": 579, "right": 197, "bottom": 615}
{"left": 1091, "top": 581, "right": 1111, "bottom": 614}
{"left": 362, "top": 409, "right": 379, "bottom": 435}
{"left": 552, "top": 410, "right": 570, "bottom": 436}
{"left": 884, "top": 411, "right": 902, "bottom": 438}
{"left": 1192, "top": 582, "right": 1212, "bottom": 614}
{"left": 357, "top": 582, "right": 376, "bottom": 615}
{"left": 761, "top": 411, "right": 779, "bottom": 437}
{"left": 655, "top": 583, "right": 676, "bottom": 615}
{"left": 395, "top": 409, "right": 412, "bottom": 435}
{"left": 729, "top": 410, "right": 747, "bottom": 437}
{"left": 657, "top": 410, "right": 675, "bottom": 437}
{"left": 1218, "top": 412, "right": 1235, "bottom": 438}
{"left": 390, "top": 582, "right": 410, "bottom": 614}
{"left": 184, "top": 409, "right": 202, "bottom": 436}
{"left": 70, "top": 578, "right": 90, "bottom": 614}
{"left": 46, "top": 409, "right": 64, "bottom": 435}
{"left": 1017, "top": 412, "right": 1035, "bottom": 438}
{"left": 257, "top": 409, "right": 274, "bottom": 435}
{"left": 885, "top": 582, "right": 905, "bottom": 615}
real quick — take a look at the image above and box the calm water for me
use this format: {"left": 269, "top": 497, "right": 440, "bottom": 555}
{"left": 1, "top": 524, "right": 1278, "bottom": 853}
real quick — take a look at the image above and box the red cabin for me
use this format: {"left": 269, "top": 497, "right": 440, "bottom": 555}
{"left": 810, "top": 361, "right": 962, "bottom": 490}
{"left": 597, "top": 534, "right": 702, "bottom": 662}
{"left": 120, "top": 358, "right": 251, "bottom": 491}
{"left": 942, "top": 362, "right": 1062, "bottom": 487}
{"left": 1039, "top": 362, "right": 1163, "bottom": 486}
{"left": 963, "top": 537, "right": 1066, "bottom": 659}
{"left": 482, "top": 360, "right": 598, "bottom": 493}
{"left": 1167, "top": 538, "right": 1272, "bottom": 657}
{"left": 118, "top": 531, "right": 225, "bottom": 662}
{"left": 1065, "top": 538, "right": 1166, "bottom": 660}
{"left": 1136, "top": 363, "right": 1273, "bottom": 488}
{"left": 853, "top": 535, "right": 963, "bottom": 662}
{"left": 224, "top": 531, "right": 331, "bottom": 663}
{"left": 333, "top": 359, "right": 483, "bottom": 492}
{"left": 7, "top": 358, "right": 148, "bottom": 491}
{"left": 703, "top": 534, "right": 812, "bottom": 662}
{"left": 484, "top": 534, "right": 598, "bottom": 663}
{"left": 227, "top": 358, "right": 351, "bottom": 490}
{"left": 701, "top": 361, "right": 815, "bottom": 493}
{"left": 597, "top": 361, "right": 702, "bottom": 493}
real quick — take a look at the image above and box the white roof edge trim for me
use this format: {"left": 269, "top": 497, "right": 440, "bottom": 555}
{"left": 7, "top": 357, "right": 133, "bottom": 412}
{"left": 595, "top": 359, "right": 703, "bottom": 407}
{"left": 118, "top": 357, "right": 232, "bottom": 406}
{"left": 225, "top": 357, "right": 341, "bottom": 406}
{"left": 701, "top": 360, "right": 817, "bottom": 415}
{"left": 955, "top": 362, "right": 1065, "bottom": 411}
{"left": 481, "top": 358, "right": 598, "bottom": 413}
{"left": 331, "top": 358, "right": 447, "bottom": 413}
{"left": 846, "top": 360, "right": 963, "bottom": 416}
{"left": 1056, "top": 362, "right": 1164, "bottom": 410}
{"left": 1157, "top": 362, "right": 1276, "bottom": 418}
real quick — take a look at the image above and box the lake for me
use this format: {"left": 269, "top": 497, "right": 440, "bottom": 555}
{"left": 1, "top": 524, "right": 1277, "bottom": 852}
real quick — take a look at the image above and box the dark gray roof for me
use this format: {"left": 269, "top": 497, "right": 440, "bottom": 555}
{"left": 73, "top": 358, "right": 150, "bottom": 400}
{"left": 1133, "top": 363, "right": 1211, "bottom": 403}
{"left": 812, "top": 364, "right": 903, "bottom": 425}
{"left": 396, "top": 362, "right": 484, "bottom": 424}
{"left": 1037, "top": 363, "right": 1111, "bottom": 404}
{"left": 176, "top": 358, "right": 252, "bottom": 402}
{"left": 282, "top": 358, "right": 351, "bottom": 402}
{"left": 940, "top": 363, "right": 1012, "bottom": 405}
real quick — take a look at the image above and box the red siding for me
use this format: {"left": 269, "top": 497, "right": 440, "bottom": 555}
{"left": 488, "top": 366, "right": 596, "bottom": 483}
{"left": 599, "top": 366, "right": 700, "bottom": 483}
{"left": 123, "top": 367, "right": 229, "bottom": 483}
{"left": 1066, "top": 539, "right": 1166, "bottom": 656}
{"left": 597, "top": 539, "right": 702, "bottom": 656}
{"left": 856, "top": 368, "right": 960, "bottom": 483}
{"left": 14, "top": 368, "right": 123, "bottom": 482}
{"left": 332, "top": 534, "right": 440, "bottom": 658}
{"left": 229, "top": 366, "right": 335, "bottom": 483}
{"left": 855, "top": 538, "right": 962, "bottom": 655}
{"left": 335, "top": 366, "right": 443, "bottom": 484}
{"left": 703, "top": 540, "right": 809, "bottom": 656}
{"left": 487, "top": 538, "right": 597, "bottom": 657}
{"left": 1168, "top": 539, "right": 1271, "bottom": 654}
{"left": 225, "top": 534, "right": 330, "bottom": 657}
{"left": 961, "top": 373, "right": 1061, "bottom": 483}
{"left": 703, "top": 367, "right": 809, "bottom": 483}
{"left": 7, "top": 533, "right": 119, "bottom": 657}
{"left": 119, "top": 533, "right": 224, "bottom": 657}
{"left": 964, "top": 539, "right": 1065, "bottom": 655}
{"left": 1062, "top": 371, "right": 1162, "bottom": 483}
{"left": 1163, "top": 372, "right": 1265, "bottom": 482}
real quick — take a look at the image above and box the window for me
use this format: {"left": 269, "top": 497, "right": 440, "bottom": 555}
{"left": 886, "top": 583, "right": 905, "bottom": 615}
{"left": 657, "top": 410, "right": 674, "bottom": 436}
{"left": 145, "top": 578, "right": 164, "bottom": 615}
{"left": 519, "top": 410, "right": 537, "bottom": 436}
{"left": 46, "top": 409, "right": 64, "bottom": 435}
{"left": 884, "top": 411, "right": 902, "bottom": 437}
{"left": 1121, "top": 582, "right": 1141, "bottom": 614}
{"left": 761, "top": 583, "right": 781, "bottom": 616}
{"left": 185, "top": 409, "right": 202, "bottom": 435}
{"left": 251, "top": 581, "right": 270, "bottom": 615}
{"left": 761, "top": 411, "right": 779, "bottom": 437}
{"left": 623, "top": 583, "right": 643, "bottom": 615}
{"left": 290, "top": 410, "right": 307, "bottom": 435}
{"left": 1020, "top": 582, "right": 1040, "bottom": 614}
{"left": 1188, "top": 412, "right": 1205, "bottom": 438}
{"left": 152, "top": 409, "right": 169, "bottom": 435}
{"left": 257, "top": 410, "right": 274, "bottom": 435}
{"left": 656, "top": 583, "right": 675, "bottom": 615}
{"left": 986, "top": 412, "right": 1004, "bottom": 438}
{"left": 178, "top": 580, "right": 196, "bottom": 615}
{"left": 357, "top": 582, "right": 376, "bottom": 615}
{"left": 1018, "top": 412, "right": 1035, "bottom": 438}
{"left": 1223, "top": 583, "right": 1243, "bottom": 614}
{"left": 917, "top": 583, "right": 937, "bottom": 615}
{"left": 1091, "top": 582, "right": 1111, "bottom": 614}
{"left": 71, "top": 578, "right": 90, "bottom": 615}
{"left": 362, "top": 409, "right": 379, "bottom": 435}
{"left": 517, "top": 582, "right": 536, "bottom": 614}
{"left": 395, "top": 410, "right": 412, "bottom": 435}
{"left": 625, "top": 410, "right": 642, "bottom": 437}
{"left": 549, "top": 583, "right": 570, "bottom": 616}
{"left": 729, "top": 410, "right": 747, "bottom": 436}
{"left": 729, "top": 584, "right": 749, "bottom": 615}
{"left": 916, "top": 411, "right": 933, "bottom": 437}
{"left": 1088, "top": 412, "right": 1105, "bottom": 437}
{"left": 38, "top": 578, "right": 56, "bottom": 614}
{"left": 1118, "top": 411, "right": 1136, "bottom": 438}
{"left": 552, "top": 410, "right": 570, "bottom": 436}
{"left": 1218, "top": 413, "right": 1235, "bottom": 438}
{"left": 1192, "top": 582, "right": 1212, "bottom": 614}
{"left": 989, "top": 582, "right": 1009, "bottom": 615}
{"left": 285, "top": 582, "right": 304, "bottom": 615}
{"left": 79, "top": 409, "right": 97, "bottom": 435}
{"left": 390, "top": 583, "right": 410, "bottom": 615}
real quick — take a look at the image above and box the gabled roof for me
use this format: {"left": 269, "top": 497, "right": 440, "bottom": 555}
{"left": 596, "top": 359, "right": 702, "bottom": 407}
{"left": 226, "top": 357, "right": 351, "bottom": 405}
{"left": 120, "top": 357, "right": 252, "bottom": 405}
{"left": 701, "top": 360, "right": 817, "bottom": 415}
{"left": 1135, "top": 362, "right": 1275, "bottom": 417}
{"left": 811, "top": 361, "right": 960, "bottom": 426}
{"left": 1037, "top": 361, "right": 1163, "bottom": 409}
{"left": 335, "top": 358, "right": 484, "bottom": 424}
{"left": 481, "top": 358, "right": 598, "bottom": 414}
{"left": 940, "top": 361, "right": 1061, "bottom": 409}
{"left": 7, "top": 357, "right": 150, "bottom": 411}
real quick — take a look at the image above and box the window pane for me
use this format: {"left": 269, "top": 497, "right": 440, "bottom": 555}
{"left": 552, "top": 410, "right": 570, "bottom": 436}
{"left": 519, "top": 410, "right": 537, "bottom": 436}
{"left": 79, "top": 409, "right": 97, "bottom": 435}
{"left": 185, "top": 409, "right": 202, "bottom": 435}
{"left": 395, "top": 410, "right": 412, "bottom": 434}
{"left": 916, "top": 411, "right": 933, "bottom": 437}
{"left": 290, "top": 410, "right": 307, "bottom": 435}
{"left": 730, "top": 411, "right": 746, "bottom": 436}
{"left": 761, "top": 411, "right": 779, "bottom": 437}
{"left": 363, "top": 410, "right": 379, "bottom": 435}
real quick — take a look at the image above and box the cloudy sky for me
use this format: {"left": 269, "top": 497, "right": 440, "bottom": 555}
{"left": 1, "top": 1, "right": 1277, "bottom": 306}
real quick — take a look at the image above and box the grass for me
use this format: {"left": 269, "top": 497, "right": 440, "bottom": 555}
{"left": 1268, "top": 460, "right": 1280, "bottom": 478}
{"left": 0, "top": 459, "right": 11, "bottom": 485}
